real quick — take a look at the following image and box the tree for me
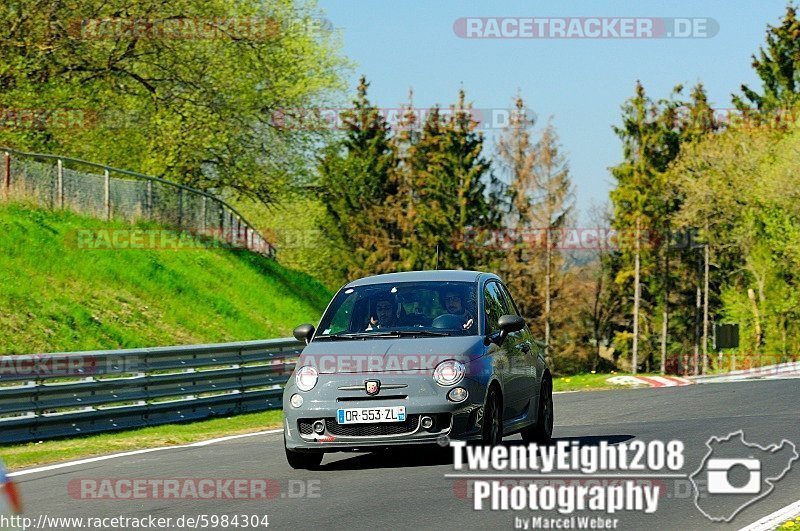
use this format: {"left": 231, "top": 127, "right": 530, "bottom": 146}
{"left": 316, "top": 76, "right": 398, "bottom": 281}
{"left": 392, "top": 90, "right": 501, "bottom": 271}
{"left": 496, "top": 96, "right": 540, "bottom": 321}
{"left": 653, "top": 83, "right": 720, "bottom": 374}
{"left": 528, "top": 123, "right": 574, "bottom": 359}
{"left": 670, "top": 124, "right": 800, "bottom": 367}
{"left": 497, "top": 96, "right": 573, "bottom": 366}
{"left": 733, "top": 5, "right": 800, "bottom": 114}
{"left": 0, "top": 0, "right": 348, "bottom": 204}
{"left": 609, "top": 81, "right": 682, "bottom": 373}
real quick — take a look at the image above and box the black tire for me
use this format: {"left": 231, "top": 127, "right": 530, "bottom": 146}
{"left": 481, "top": 387, "right": 503, "bottom": 445}
{"left": 285, "top": 441, "right": 323, "bottom": 470}
{"left": 522, "top": 376, "right": 553, "bottom": 444}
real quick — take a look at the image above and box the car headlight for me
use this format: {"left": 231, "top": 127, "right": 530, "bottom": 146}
{"left": 433, "top": 360, "right": 465, "bottom": 386}
{"left": 295, "top": 365, "right": 318, "bottom": 392}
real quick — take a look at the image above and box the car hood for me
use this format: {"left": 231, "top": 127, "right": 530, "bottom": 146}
{"left": 298, "top": 336, "right": 485, "bottom": 374}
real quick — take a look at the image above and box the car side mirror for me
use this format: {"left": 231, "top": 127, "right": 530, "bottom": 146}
{"left": 485, "top": 315, "right": 525, "bottom": 346}
{"left": 498, "top": 314, "right": 525, "bottom": 335}
{"left": 293, "top": 324, "right": 315, "bottom": 344}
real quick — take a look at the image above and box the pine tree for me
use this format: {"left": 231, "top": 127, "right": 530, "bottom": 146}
{"left": 316, "top": 76, "right": 398, "bottom": 280}
{"left": 497, "top": 96, "right": 573, "bottom": 365}
{"left": 669, "top": 84, "right": 720, "bottom": 374}
{"left": 609, "top": 82, "right": 666, "bottom": 374}
{"left": 387, "top": 90, "right": 422, "bottom": 270}
{"left": 609, "top": 81, "right": 720, "bottom": 374}
{"left": 529, "top": 124, "right": 574, "bottom": 360}
{"left": 393, "top": 90, "right": 500, "bottom": 271}
{"left": 733, "top": 5, "right": 800, "bottom": 113}
{"left": 497, "top": 97, "right": 541, "bottom": 321}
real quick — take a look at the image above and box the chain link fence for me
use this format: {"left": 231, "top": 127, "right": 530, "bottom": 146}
{"left": 0, "top": 147, "right": 276, "bottom": 257}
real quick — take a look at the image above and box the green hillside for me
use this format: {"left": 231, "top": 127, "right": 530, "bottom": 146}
{"left": 0, "top": 203, "right": 331, "bottom": 354}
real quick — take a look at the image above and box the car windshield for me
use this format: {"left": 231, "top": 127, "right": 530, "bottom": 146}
{"left": 316, "top": 281, "right": 478, "bottom": 337}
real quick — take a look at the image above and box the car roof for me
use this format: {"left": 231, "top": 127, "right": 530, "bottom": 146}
{"left": 345, "top": 270, "right": 498, "bottom": 288}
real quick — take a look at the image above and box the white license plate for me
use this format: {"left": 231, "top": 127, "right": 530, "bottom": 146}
{"left": 336, "top": 406, "right": 406, "bottom": 424}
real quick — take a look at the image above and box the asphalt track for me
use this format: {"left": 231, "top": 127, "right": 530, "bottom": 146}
{"left": 11, "top": 379, "right": 800, "bottom": 530}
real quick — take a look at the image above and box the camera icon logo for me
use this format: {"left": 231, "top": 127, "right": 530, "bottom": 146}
{"left": 706, "top": 458, "right": 761, "bottom": 494}
{"left": 690, "top": 430, "right": 798, "bottom": 522}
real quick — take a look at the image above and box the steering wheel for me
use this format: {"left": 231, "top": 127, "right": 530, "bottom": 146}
{"left": 431, "top": 313, "right": 466, "bottom": 329}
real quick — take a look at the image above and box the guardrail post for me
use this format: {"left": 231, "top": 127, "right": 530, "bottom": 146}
{"left": 57, "top": 158, "right": 64, "bottom": 209}
{"left": 104, "top": 168, "right": 110, "bottom": 220}
{"left": 3, "top": 151, "right": 10, "bottom": 200}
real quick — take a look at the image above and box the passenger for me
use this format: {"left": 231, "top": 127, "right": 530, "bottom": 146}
{"left": 366, "top": 294, "right": 400, "bottom": 330}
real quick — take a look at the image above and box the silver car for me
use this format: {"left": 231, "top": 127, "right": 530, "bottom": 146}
{"left": 282, "top": 270, "right": 554, "bottom": 469}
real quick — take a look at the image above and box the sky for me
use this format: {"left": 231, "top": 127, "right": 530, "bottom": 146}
{"left": 316, "top": 0, "right": 789, "bottom": 223}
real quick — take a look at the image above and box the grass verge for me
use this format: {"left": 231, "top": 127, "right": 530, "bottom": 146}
{"left": 778, "top": 516, "right": 800, "bottom": 530}
{"left": 1, "top": 410, "right": 283, "bottom": 471}
{"left": 0, "top": 202, "right": 331, "bottom": 354}
{"left": 553, "top": 372, "right": 655, "bottom": 392}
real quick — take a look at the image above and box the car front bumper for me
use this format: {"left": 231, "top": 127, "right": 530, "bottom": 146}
{"left": 283, "top": 373, "right": 486, "bottom": 452}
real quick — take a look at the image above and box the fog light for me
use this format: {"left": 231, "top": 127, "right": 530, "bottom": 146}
{"left": 421, "top": 416, "right": 434, "bottom": 429}
{"left": 313, "top": 420, "right": 325, "bottom": 434}
{"left": 290, "top": 394, "right": 303, "bottom": 408}
{"left": 448, "top": 387, "right": 468, "bottom": 402}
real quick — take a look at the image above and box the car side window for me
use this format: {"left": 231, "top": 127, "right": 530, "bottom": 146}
{"left": 497, "top": 283, "right": 521, "bottom": 317}
{"left": 483, "top": 282, "right": 506, "bottom": 335}
{"left": 329, "top": 293, "right": 356, "bottom": 334}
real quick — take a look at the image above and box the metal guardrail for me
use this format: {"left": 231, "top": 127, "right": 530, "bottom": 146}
{"left": 0, "top": 146, "right": 276, "bottom": 258}
{"left": 0, "top": 338, "right": 304, "bottom": 444}
{"left": 689, "top": 361, "right": 800, "bottom": 383}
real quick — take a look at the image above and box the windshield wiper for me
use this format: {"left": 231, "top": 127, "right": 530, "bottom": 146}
{"left": 384, "top": 330, "right": 451, "bottom": 337}
{"left": 316, "top": 329, "right": 451, "bottom": 340}
{"left": 316, "top": 332, "right": 399, "bottom": 340}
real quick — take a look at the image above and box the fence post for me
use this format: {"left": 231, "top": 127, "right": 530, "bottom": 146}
{"left": 219, "top": 203, "right": 225, "bottom": 243}
{"left": 57, "top": 159, "right": 64, "bottom": 209}
{"left": 104, "top": 168, "right": 110, "bottom": 220}
{"left": 177, "top": 188, "right": 183, "bottom": 228}
{"left": 201, "top": 196, "right": 207, "bottom": 232}
{"left": 231, "top": 216, "right": 238, "bottom": 247}
{"left": 146, "top": 180, "right": 153, "bottom": 220}
{"left": 3, "top": 151, "right": 10, "bottom": 200}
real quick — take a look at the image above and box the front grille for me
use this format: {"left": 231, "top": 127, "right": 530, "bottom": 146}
{"left": 298, "top": 413, "right": 451, "bottom": 438}
{"left": 337, "top": 395, "right": 408, "bottom": 402}
{"left": 298, "top": 415, "right": 418, "bottom": 436}
{"left": 326, "top": 415, "right": 420, "bottom": 436}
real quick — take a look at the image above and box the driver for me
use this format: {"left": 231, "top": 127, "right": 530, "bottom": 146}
{"left": 443, "top": 289, "right": 474, "bottom": 330}
{"left": 366, "top": 294, "right": 400, "bottom": 330}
